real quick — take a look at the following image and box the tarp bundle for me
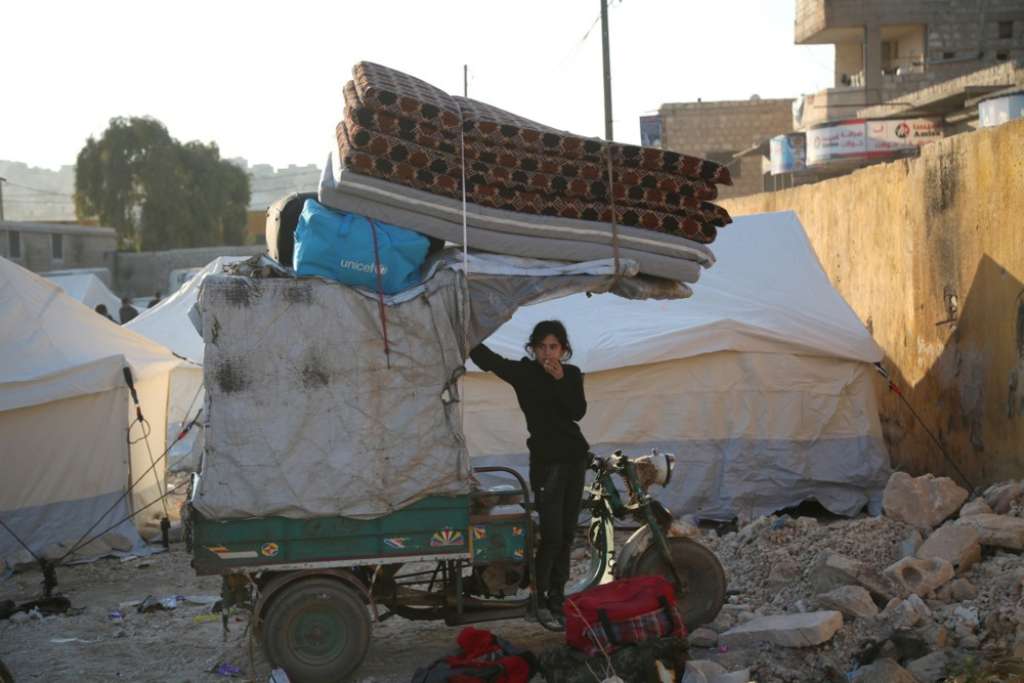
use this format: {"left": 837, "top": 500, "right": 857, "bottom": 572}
{"left": 0, "top": 257, "right": 183, "bottom": 565}
{"left": 191, "top": 252, "right": 681, "bottom": 520}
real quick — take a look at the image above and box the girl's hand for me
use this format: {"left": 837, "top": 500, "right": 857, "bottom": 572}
{"left": 542, "top": 358, "right": 564, "bottom": 380}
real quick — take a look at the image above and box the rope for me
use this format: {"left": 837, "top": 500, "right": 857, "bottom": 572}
{"left": 604, "top": 143, "right": 621, "bottom": 286}
{"left": 368, "top": 219, "right": 392, "bottom": 369}
{"left": 57, "top": 406, "right": 203, "bottom": 563}
{"left": 0, "top": 515, "right": 44, "bottom": 565}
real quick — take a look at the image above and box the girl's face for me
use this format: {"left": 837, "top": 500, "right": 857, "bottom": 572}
{"left": 533, "top": 334, "right": 565, "bottom": 363}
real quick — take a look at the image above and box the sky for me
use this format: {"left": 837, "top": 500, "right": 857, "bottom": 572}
{"left": 1, "top": 0, "right": 834, "bottom": 171}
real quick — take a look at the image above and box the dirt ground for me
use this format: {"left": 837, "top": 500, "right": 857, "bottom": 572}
{"left": 0, "top": 546, "right": 565, "bottom": 683}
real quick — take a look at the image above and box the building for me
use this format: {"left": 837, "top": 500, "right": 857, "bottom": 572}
{"left": 654, "top": 98, "right": 795, "bottom": 199}
{"left": 0, "top": 221, "right": 116, "bottom": 274}
{"left": 794, "top": 0, "right": 1024, "bottom": 128}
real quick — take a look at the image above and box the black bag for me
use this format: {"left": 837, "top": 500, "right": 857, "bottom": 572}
{"left": 265, "top": 191, "right": 317, "bottom": 267}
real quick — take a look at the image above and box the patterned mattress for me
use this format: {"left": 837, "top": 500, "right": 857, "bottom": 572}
{"left": 337, "top": 62, "right": 732, "bottom": 244}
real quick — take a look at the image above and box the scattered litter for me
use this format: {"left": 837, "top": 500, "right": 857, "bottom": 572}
{"left": 108, "top": 609, "right": 125, "bottom": 623}
{"left": 269, "top": 669, "right": 291, "bottom": 683}
{"left": 182, "top": 595, "right": 220, "bottom": 605}
{"left": 50, "top": 637, "right": 97, "bottom": 644}
{"left": 212, "top": 662, "right": 243, "bottom": 678}
{"left": 193, "top": 613, "right": 221, "bottom": 624}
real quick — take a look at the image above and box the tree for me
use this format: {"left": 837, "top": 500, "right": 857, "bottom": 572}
{"left": 74, "top": 117, "right": 251, "bottom": 250}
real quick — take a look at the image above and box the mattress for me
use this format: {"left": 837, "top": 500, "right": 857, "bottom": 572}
{"left": 340, "top": 62, "right": 732, "bottom": 244}
{"left": 318, "top": 154, "right": 710, "bottom": 284}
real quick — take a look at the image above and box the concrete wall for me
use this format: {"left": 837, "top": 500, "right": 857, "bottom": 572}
{"left": 659, "top": 99, "right": 794, "bottom": 199}
{"left": 115, "top": 245, "right": 265, "bottom": 297}
{"left": 0, "top": 222, "right": 117, "bottom": 274}
{"left": 719, "top": 118, "right": 1024, "bottom": 486}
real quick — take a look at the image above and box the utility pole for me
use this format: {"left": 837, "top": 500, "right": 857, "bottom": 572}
{"left": 464, "top": 64, "right": 468, "bottom": 98}
{"left": 0, "top": 177, "right": 6, "bottom": 221}
{"left": 600, "top": 0, "right": 613, "bottom": 141}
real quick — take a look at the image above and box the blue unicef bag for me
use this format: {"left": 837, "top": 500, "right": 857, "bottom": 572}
{"left": 293, "top": 200, "right": 430, "bottom": 294}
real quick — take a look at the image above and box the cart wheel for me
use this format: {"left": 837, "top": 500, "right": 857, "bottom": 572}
{"left": 629, "top": 537, "right": 726, "bottom": 632}
{"left": 262, "top": 578, "right": 371, "bottom": 683}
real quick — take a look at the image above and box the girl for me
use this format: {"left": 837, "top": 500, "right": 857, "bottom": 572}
{"left": 470, "top": 320, "right": 589, "bottom": 623}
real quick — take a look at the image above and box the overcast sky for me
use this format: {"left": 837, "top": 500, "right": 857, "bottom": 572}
{"left": 2, "top": 0, "right": 834, "bottom": 171}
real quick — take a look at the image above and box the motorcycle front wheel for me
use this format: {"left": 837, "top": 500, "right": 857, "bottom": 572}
{"left": 629, "top": 537, "right": 726, "bottom": 631}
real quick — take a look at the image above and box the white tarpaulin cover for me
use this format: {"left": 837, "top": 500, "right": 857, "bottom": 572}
{"left": 44, "top": 271, "right": 123, "bottom": 323}
{"left": 192, "top": 252, "right": 685, "bottom": 520}
{"left": 0, "top": 257, "right": 182, "bottom": 565}
{"left": 464, "top": 211, "right": 891, "bottom": 519}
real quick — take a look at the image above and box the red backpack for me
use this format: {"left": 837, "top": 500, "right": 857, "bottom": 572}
{"left": 564, "top": 575, "right": 685, "bottom": 657}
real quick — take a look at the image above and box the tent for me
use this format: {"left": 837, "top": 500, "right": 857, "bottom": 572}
{"left": 464, "top": 211, "right": 890, "bottom": 520}
{"left": 125, "top": 257, "right": 245, "bottom": 470}
{"left": 44, "top": 271, "right": 123, "bottom": 323}
{"left": 0, "top": 257, "right": 183, "bottom": 566}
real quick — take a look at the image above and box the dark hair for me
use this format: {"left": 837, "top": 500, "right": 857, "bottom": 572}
{"left": 95, "top": 304, "right": 108, "bottom": 314}
{"left": 525, "top": 320, "right": 573, "bottom": 360}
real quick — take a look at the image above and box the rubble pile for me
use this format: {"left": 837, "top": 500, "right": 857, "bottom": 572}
{"left": 688, "top": 474, "right": 1024, "bottom": 683}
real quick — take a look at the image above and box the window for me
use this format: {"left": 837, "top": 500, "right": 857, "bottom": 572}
{"left": 8, "top": 231, "right": 20, "bottom": 259}
{"left": 997, "top": 51, "right": 1010, "bottom": 61}
{"left": 51, "top": 233, "right": 63, "bottom": 261}
{"left": 998, "top": 21, "right": 1013, "bottom": 40}
{"left": 942, "top": 51, "right": 955, "bottom": 60}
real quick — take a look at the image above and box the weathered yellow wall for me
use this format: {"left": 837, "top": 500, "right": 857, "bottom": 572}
{"left": 720, "top": 119, "right": 1024, "bottom": 486}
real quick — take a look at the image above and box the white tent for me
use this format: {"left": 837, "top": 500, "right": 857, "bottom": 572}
{"left": 125, "top": 257, "right": 245, "bottom": 470}
{"left": 0, "top": 258, "right": 182, "bottom": 565}
{"left": 464, "top": 211, "right": 890, "bottom": 520}
{"left": 44, "top": 271, "right": 123, "bottom": 323}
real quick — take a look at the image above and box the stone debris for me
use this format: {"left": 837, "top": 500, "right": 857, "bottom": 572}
{"left": 915, "top": 523, "right": 981, "bottom": 573}
{"left": 681, "top": 660, "right": 751, "bottom": 683}
{"left": 904, "top": 650, "right": 949, "bottom": 683}
{"left": 850, "top": 657, "right": 918, "bottom": 683}
{"left": 688, "top": 627, "right": 719, "bottom": 648}
{"left": 810, "top": 552, "right": 897, "bottom": 602}
{"left": 982, "top": 480, "right": 1023, "bottom": 515}
{"left": 882, "top": 472, "right": 968, "bottom": 530}
{"left": 898, "top": 529, "right": 923, "bottom": 558}
{"left": 882, "top": 594, "right": 931, "bottom": 631}
{"left": 719, "top": 611, "right": 843, "bottom": 648}
{"left": 883, "top": 557, "right": 954, "bottom": 597}
{"left": 813, "top": 585, "right": 879, "bottom": 619}
{"left": 955, "top": 513, "right": 1024, "bottom": 550}
{"left": 958, "top": 498, "right": 992, "bottom": 517}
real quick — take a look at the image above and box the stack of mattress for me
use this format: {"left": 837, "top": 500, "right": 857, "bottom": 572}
{"left": 316, "top": 62, "right": 732, "bottom": 285}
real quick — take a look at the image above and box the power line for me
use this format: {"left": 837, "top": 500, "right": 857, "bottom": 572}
{"left": 3, "top": 180, "right": 74, "bottom": 197}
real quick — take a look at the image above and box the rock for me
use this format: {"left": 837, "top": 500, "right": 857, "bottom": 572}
{"left": 883, "top": 594, "right": 931, "bottom": 631}
{"left": 952, "top": 605, "right": 979, "bottom": 630}
{"left": 688, "top": 627, "right": 719, "bottom": 648}
{"left": 682, "top": 660, "right": 726, "bottom": 683}
{"left": 9, "top": 610, "right": 30, "bottom": 624}
{"left": 899, "top": 529, "right": 924, "bottom": 558}
{"left": 883, "top": 472, "right": 968, "bottom": 530}
{"left": 810, "top": 552, "right": 896, "bottom": 601}
{"left": 850, "top": 658, "right": 917, "bottom": 683}
{"left": 708, "top": 671, "right": 751, "bottom": 683}
{"left": 916, "top": 524, "right": 981, "bottom": 573}
{"left": 955, "top": 513, "right": 1024, "bottom": 550}
{"left": 913, "top": 622, "right": 950, "bottom": 649}
{"left": 766, "top": 557, "right": 801, "bottom": 589}
{"left": 905, "top": 651, "right": 950, "bottom": 683}
{"left": 883, "top": 557, "right": 954, "bottom": 597}
{"left": 707, "top": 610, "right": 735, "bottom": 633}
{"left": 719, "top": 610, "right": 843, "bottom": 648}
{"left": 958, "top": 634, "right": 979, "bottom": 648}
{"left": 815, "top": 585, "right": 879, "bottom": 619}
{"left": 668, "top": 519, "right": 701, "bottom": 541}
{"left": 949, "top": 578, "right": 978, "bottom": 602}
{"left": 959, "top": 499, "right": 992, "bottom": 517}
{"left": 982, "top": 480, "right": 1023, "bottom": 514}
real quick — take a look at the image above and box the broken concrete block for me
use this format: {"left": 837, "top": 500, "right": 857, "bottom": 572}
{"left": 766, "top": 557, "right": 801, "bottom": 589}
{"left": 883, "top": 594, "right": 931, "bottom": 630}
{"left": 883, "top": 472, "right": 968, "bottom": 530}
{"left": 905, "top": 651, "right": 950, "bottom": 683}
{"left": 814, "top": 585, "right": 879, "bottom": 619}
{"left": 955, "top": 513, "right": 1024, "bottom": 550}
{"left": 982, "top": 480, "right": 1023, "bottom": 514}
{"left": 682, "top": 660, "right": 726, "bottom": 683}
{"left": 883, "top": 556, "right": 954, "bottom": 597}
{"left": 959, "top": 498, "right": 992, "bottom": 517}
{"left": 916, "top": 523, "right": 981, "bottom": 573}
{"left": 850, "top": 658, "right": 917, "bottom": 683}
{"left": 708, "top": 671, "right": 751, "bottom": 683}
{"left": 719, "top": 610, "right": 843, "bottom": 648}
{"left": 949, "top": 578, "right": 978, "bottom": 602}
{"left": 810, "top": 552, "right": 896, "bottom": 601}
{"left": 688, "top": 627, "right": 719, "bottom": 648}
{"left": 899, "top": 529, "right": 923, "bottom": 558}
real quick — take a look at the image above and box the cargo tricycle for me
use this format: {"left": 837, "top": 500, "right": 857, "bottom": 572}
{"left": 186, "top": 449, "right": 725, "bottom": 682}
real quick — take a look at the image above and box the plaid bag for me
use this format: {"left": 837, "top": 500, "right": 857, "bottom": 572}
{"left": 564, "top": 576, "right": 685, "bottom": 657}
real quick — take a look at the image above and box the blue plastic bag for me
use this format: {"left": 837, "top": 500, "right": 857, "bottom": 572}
{"left": 293, "top": 200, "right": 430, "bottom": 294}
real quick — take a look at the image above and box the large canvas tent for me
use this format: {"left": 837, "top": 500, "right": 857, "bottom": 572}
{"left": 125, "top": 257, "right": 244, "bottom": 471}
{"left": 464, "top": 211, "right": 890, "bottom": 520}
{"left": 0, "top": 258, "right": 182, "bottom": 565}
{"left": 44, "top": 271, "right": 123, "bottom": 323}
